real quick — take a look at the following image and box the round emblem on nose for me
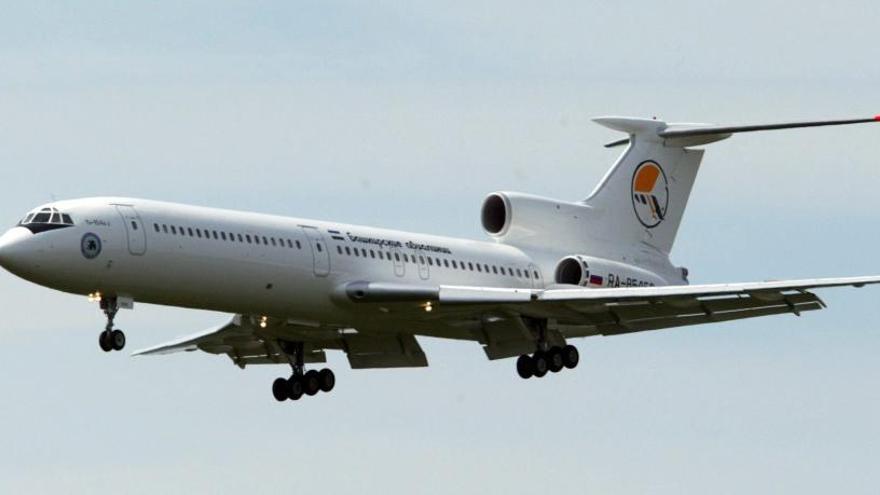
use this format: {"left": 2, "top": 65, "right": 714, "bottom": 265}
{"left": 81, "top": 233, "right": 102, "bottom": 259}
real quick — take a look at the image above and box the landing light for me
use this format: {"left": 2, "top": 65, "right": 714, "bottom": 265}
{"left": 424, "top": 302, "right": 433, "bottom": 313}
{"left": 87, "top": 292, "right": 102, "bottom": 303}
{"left": 259, "top": 316, "right": 268, "bottom": 328}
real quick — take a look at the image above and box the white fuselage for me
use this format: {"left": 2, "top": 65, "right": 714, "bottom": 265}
{"left": 0, "top": 197, "right": 681, "bottom": 332}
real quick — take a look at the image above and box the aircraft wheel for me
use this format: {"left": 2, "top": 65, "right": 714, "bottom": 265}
{"left": 562, "top": 345, "right": 580, "bottom": 369}
{"left": 272, "top": 378, "right": 289, "bottom": 401}
{"left": 99, "top": 330, "right": 113, "bottom": 352}
{"left": 547, "top": 347, "right": 564, "bottom": 373}
{"left": 111, "top": 329, "right": 126, "bottom": 351}
{"left": 532, "top": 351, "right": 549, "bottom": 378}
{"left": 318, "top": 369, "right": 336, "bottom": 393}
{"left": 303, "top": 370, "right": 321, "bottom": 396}
{"left": 288, "top": 376, "right": 304, "bottom": 401}
{"left": 516, "top": 355, "right": 534, "bottom": 379}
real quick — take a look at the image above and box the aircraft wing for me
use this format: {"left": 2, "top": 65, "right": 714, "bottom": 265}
{"left": 133, "top": 315, "right": 428, "bottom": 370}
{"left": 343, "top": 276, "right": 880, "bottom": 359}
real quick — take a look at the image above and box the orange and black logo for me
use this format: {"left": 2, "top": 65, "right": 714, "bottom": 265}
{"left": 631, "top": 160, "right": 668, "bottom": 228}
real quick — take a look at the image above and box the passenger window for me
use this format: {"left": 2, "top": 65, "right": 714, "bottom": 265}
{"left": 213, "top": 231, "right": 219, "bottom": 239}
{"left": 337, "top": 246, "right": 343, "bottom": 254}
{"left": 468, "top": 262, "right": 474, "bottom": 271}
{"left": 237, "top": 234, "right": 243, "bottom": 242}
{"left": 196, "top": 229, "right": 202, "bottom": 238}
{"left": 162, "top": 224, "right": 168, "bottom": 233}
{"left": 171, "top": 226, "right": 177, "bottom": 234}
{"left": 263, "top": 236, "right": 268, "bottom": 244}
{"left": 419, "top": 256, "right": 425, "bottom": 264}
{"left": 317, "top": 243, "right": 323, "bottom": 253}
{"left": 131, "top": 221, "right": 139, "bottom": 231}
{"left": 535, "top": 271, "right": 540, "bottom": 279}
{"left": 345, "top": 247, "right": 351, "bottom": 255}
{"left": 255, "top": 236, "right": 261, "bottom": 245}
{"left": 403, "top": 254, "right": 409, "bottom": 262}
{"left": 154, "top": 223, "right": 160, "bottom": 232}
{"left": 483, "top": 264, "right": 489, "bottom": 272}
{"left": 516, "top": 269, "right": 522, "bottom": 277}
{"left": 246, "top": 235, "right": 252, "bottom": 243}
{"left": 395, "top": 253, "right": 401, "bottom": 261}
{"left": 296, "top": 240, "right": 302, "bottom": 249}
{"left": 221, "top": 232, "right": 227, "bottom": 240}
{"left": 444, "top": 259, "right": 449, "bottom": 268}
{"left": 451, "top": 260, "right": 457, "bottom": 269}
{"left": 187, "top": 228, "right": 193, "bottom": 236}
{"left": 492, "top": 266, "right": 498, "bottom": 274}
{"left": 427, "top": 257, "right": 433, "bottom": 266}
{"left": 370, "top": 250, "right": 376, "bottom": 259}
{"left": 271, "top": 238, "right": 277, "bottom": 246}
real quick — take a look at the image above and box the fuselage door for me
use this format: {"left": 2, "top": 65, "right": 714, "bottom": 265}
{"left": 390, "top": 247, "right": 405, "bottom": 277}
{"left": 301, "top": 226, "right": 330, "bottom": 277}
{"left": 114, "top": 205, "right": 146, "bottom": 256}
{"left": 416, "top": 253, "right": 430, "bottom": 280}
{"left": 528, "top": 263, "right": 541, "bottom": 289}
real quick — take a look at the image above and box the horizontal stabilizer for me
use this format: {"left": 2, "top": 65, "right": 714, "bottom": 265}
{"left": 601, "top": 115, "right": 880, "bottom": 148}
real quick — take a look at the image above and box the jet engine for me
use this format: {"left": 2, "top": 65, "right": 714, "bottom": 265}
{"left": 553, "top": 255, "right": 666, "bottom": 288}
{"left": 480, "top": 192, "right": 593, "bottom": 247}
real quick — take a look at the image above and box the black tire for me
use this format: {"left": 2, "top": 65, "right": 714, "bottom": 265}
{"left": 547, "top": 347, "right": 564, "bottom": 373}
{"left": 99, "top": 330, "right": 113, "bottom": 352}
{"left": 318, "top": 369, "right": 335, "bottom": 393}
{"left": 532, "top": 351, "right": 549, "bottom": 378}
{"left": 303, "top": 370, "right": 320, "bottom": 396}
{"left": 562, "top": 345, "right": 580, "bottom": 369}
{"left": 288, "top": 376, "right": 304, "bottom": 400}
{"left": 272, "top": 378, "right": 289, "bottom": 401}
{"left": 516, "top": 355, "right": 533, "bottom": 379}
{"left": 111, "top": 329, "right": 126, "bottom": 351}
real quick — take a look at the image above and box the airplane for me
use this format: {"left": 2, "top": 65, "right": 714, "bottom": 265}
{"left": 1, "top": 115, "right": 879, "bottom": 404}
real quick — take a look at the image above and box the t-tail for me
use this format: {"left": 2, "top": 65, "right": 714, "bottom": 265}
{"left": 582, "top": 115, "right": 880, "bottom": 256}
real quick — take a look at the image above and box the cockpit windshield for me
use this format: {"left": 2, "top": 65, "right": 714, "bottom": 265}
{"left": 18, "top": 207, "right": 75, "bottom": 229}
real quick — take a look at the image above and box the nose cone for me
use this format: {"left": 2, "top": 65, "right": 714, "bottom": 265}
{"left": 0, "top": 227, "right": 33, "bottom": 272}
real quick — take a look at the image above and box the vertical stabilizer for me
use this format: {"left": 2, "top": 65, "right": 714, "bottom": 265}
{"left": 585, "top": 117, "right": 706, "bottom": 255}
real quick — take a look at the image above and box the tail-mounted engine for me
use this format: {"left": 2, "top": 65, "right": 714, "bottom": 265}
{"left": 481, "top": 192, "right": 593, "bottom": 248}
{"left": 553, "top": 254, "right": 666, "bottom": 288}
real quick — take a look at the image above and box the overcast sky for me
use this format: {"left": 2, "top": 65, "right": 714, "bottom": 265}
{"left": 1, "top": 1, "right": 879, "bottom": 493}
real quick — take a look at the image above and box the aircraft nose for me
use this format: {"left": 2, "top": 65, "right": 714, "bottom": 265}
{"left": 0, "top": 227, "right": 33, "bottom": 271}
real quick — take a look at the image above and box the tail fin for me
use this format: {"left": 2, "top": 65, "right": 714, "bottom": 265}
{"left": 585, "top": 115, "right": 880, "bottom": 255}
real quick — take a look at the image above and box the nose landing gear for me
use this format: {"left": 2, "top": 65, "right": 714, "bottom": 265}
{"left": 97, "top": 297, "right": 126, "bottom": 352}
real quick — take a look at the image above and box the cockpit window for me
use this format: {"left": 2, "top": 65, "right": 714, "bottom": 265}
{"left": 18, "top": 207, "right": 75, "bottom": 227}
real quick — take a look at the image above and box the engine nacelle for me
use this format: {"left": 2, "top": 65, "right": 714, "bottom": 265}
{"left": 554, "top": 255, "right": 666, "bottom": 288}
{"left": 481, "top": 192, "right": 593, "bottom": 246}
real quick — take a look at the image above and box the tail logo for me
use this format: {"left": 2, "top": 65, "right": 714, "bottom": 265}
{"left": 631, "top": 160, "right": 669, "bottom": 228}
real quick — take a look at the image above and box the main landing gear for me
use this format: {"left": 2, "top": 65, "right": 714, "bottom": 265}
{"left": 516, "top": 345, "right": 579, "bottom": 379}
{"left": 272, "top": 341, "right": 336, "bottom": 403}
{"left": 515, "top": 319, "right": 579, "bottom": 379}
{"left": 98, "top": 297, "right": 126, "bottom": 352}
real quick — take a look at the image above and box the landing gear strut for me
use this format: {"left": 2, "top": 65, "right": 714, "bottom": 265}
{"left": 271, "top": 341, "right": 336, "bottom": 403}
{"left": 98, "top": 297, "right": 125, "bottom": 352}
{"left": 515, "top": 320, "right": 579, "bottom": 379}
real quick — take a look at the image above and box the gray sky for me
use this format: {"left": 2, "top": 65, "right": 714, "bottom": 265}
{"left": 1, "top": 1, "right": 879, "bottom": 493}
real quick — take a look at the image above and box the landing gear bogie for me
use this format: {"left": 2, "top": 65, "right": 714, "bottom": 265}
{"left": 272, "top": 340, "right": 337, "bottom": 403}
{"left": 515, "top": 345, "right": 579, "bottom": 380}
